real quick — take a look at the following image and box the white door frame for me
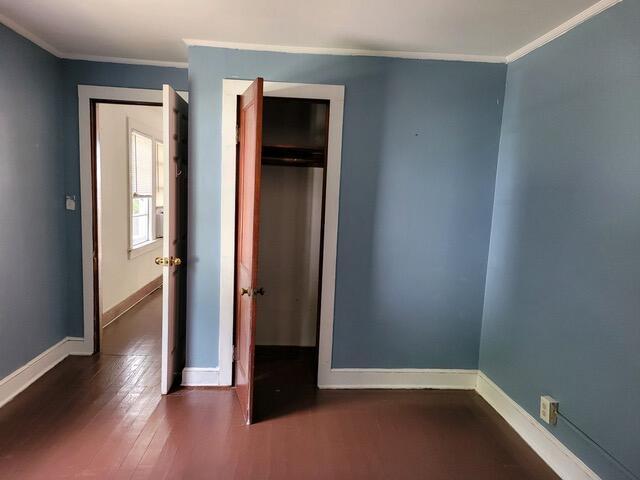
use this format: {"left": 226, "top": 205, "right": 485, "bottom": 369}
{"left": 220, "top": 79, "right": 345, "bottom": 387}
{"left": 78, "top": 85, "right": 187, "bottom": 355}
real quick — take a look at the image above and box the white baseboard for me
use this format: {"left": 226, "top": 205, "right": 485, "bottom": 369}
{"left": 0, "top": 336, "right": 87, "bottom": 409}
{"left": 319, "top": 368, "right": 478, "bottom": 390}
{"left": 0, "top": 343, "right": 599, "bottom": 479}
{"left": 181, "top": 367, "right": 220, "bottom": 387}
{"left": 476, "top": 372, "right": 600, "bottom": 480}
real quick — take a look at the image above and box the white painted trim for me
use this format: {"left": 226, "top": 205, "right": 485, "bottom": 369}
{"left": 476, "top": 372, "right": 600, "bottom": 480}
{"left": 220, "top": 80, "right": 344, "bottom": 387}
{"left": 181, "top": 367, "right": 221, "bottom": 387}
{"left": 184, "top": 38, "right": 505, "bottom": 64}
{"left": 506, "top": 0, "right": 622, "bottom": 63}
{"left": 0, "top": 337, "right": 86, "bottom": 409}
{"left": 320, "top": 369, "right": 478, "bottom": 390}
{"left": 316, "top": 368, "right": 601, "bottom": 477}
{"left": 0, "top": 13, "right": 64, "bottom": 57}
{"left": 0, "top": 337, "right": 603, "bottom": 480}
{"left": 78, "top": 85, "right": 188, "bottom": 357}
{"left": 128, "top": 238, "right": 162, "bottom": 259}
{"left": 62, "top": 53, "right": 188, "bottom": 69}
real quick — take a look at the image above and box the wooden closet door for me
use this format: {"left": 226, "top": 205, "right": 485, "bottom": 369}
{"left": 234, "top": 78, "right": 264, "bottom": 424}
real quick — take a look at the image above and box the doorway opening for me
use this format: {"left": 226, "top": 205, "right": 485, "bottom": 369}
{"left": 94, "top": 102, "right": 164, "bottom": 360}
{"left": 80, "top": 85, "right": 188, "bottom": 396}
{"left": 253, "top": 96, "right": 329, "bottom": 422}
{"left": 233, "top": 82, "right": 331, "bottom": 423}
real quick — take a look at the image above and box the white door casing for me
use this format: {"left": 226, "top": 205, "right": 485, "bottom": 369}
{"left": 219, "top": 80, "right": 345, "bottom": 387}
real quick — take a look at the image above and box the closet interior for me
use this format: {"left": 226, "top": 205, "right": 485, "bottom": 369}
{"left": 252, "top": 96, "right": 329, "bottom": 421}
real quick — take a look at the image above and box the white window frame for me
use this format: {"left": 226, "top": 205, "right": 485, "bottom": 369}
{"left": 127, "top": 117, "right": 162, "bottom": 258}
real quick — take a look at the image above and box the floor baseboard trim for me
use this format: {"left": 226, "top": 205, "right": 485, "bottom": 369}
{"left": 476, "top": 372, "right": 600, "bottom": 480}
{"left": 102, "top": 276, "right": 162, "bottom": 329}
{"left": 181, "top": 367, "right": 220, "bottom": 387}
{"left": 0, "top": 336, "right": 86, "bottom": 409}
{"left": 2, "top": 345, "right": 598, "bottom": 478}
{"left": 319, "top": 368, "right": 478, "bottom": 390}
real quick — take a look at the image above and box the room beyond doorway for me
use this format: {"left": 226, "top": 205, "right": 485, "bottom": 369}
{"left": 101, "top": 289, "right": 162, "bottom": 357}
{"left": 95, "top": 102, "right": 164, "bottom": 361}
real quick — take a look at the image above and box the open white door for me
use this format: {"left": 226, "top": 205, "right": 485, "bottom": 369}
{"left": 160, "top": 85, "right": 188, "bottom": 394}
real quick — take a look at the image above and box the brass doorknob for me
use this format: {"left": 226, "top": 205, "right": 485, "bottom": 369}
{"left": 155, "top": 256, "right": 182, "bottom": 267}
{"left": 240, "top": 287, "right": 265, "bottom": 297}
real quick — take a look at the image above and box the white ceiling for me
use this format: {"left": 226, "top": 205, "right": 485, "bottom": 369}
{"left": 0, "top": 0, "right": 616, "bottom": 65}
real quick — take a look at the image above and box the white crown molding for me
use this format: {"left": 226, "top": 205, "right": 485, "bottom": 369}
{"left": 506, "top": 0, "right": 622, "bottom": 63}
{"left": 0, "top": 13, "right": 63, "bottom": 57}
{"left": 476, "top": 372, "right": 601, "bottom": 480}
{"left": 61, "top": 53, "right": 188, "bottom": 69}
{"left": 183, "top": 38, "right": 506, "bottom": 64}
{"left": 0, "top": 14, "right": 187, "bottom": 68}
{"left": 3, "top": 1, "right": 624, "bottom": 68}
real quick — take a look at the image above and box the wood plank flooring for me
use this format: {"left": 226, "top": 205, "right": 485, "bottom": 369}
{"left": 101, "top": 288, "right": 162, "bottom": 357}
{"left": 0, "top": 291, "right": 559, "bottom": 479}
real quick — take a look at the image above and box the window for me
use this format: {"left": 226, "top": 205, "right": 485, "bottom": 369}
{"left": 129, "top": 121, "right": 162, "bottom": 255}
{"left": 155, "top": 142, "right": 164, "bottom": 207}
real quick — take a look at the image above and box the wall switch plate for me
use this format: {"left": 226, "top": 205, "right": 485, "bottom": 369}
{"left": 540, "top": 395, "right": 558, "bottom": 425}
{"left": 65, "top": 194, "right": 76, "bottom": 211}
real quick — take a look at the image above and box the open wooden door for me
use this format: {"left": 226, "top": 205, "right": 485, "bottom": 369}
{"left": 234, "top": 78, "right": 264, "bottom": 424}
{"left": 160, "top": 85, "right": 188, "bottom": 394}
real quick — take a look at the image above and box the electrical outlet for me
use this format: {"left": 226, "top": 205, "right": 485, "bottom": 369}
{"left": 540, "top": 395, "right": 558, "bottom": 425}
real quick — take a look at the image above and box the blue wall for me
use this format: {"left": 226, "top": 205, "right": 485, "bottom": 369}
{"left": 4, "top": 8, "right": 639, "bottom": 478}
{"left": 188, "top": 47, "right": 506, "bottom": 369}
{"left": 0, "top": 24, "right": 66, "bottom": 378}
{"left": 1, "top": 23, "right": 507, "bottom": 379}
{"left": 480, "top": 1, "right": 640, "bottom": 478}
{"left": 0, "top": 24, "right": 188, "bottom": 376}
{"left": 60, "top": 60, "right": 188, "bottom": 337}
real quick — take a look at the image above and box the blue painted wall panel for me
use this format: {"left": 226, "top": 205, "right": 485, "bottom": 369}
{"left": 188, "top": 47, "right": 506, "bottom": 369}
{"left": 0, "top": 24, "right": 66, "bottom": 378}
{"left": 480, "top": 1, "right": 640, "bottom": 478}
{"left": 60, "top": 60, "right": 188, "bottom": 337}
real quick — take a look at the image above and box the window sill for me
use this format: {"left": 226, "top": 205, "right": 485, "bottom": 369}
{"left": 129, "top": 238, "right": 162, "bottom": 259}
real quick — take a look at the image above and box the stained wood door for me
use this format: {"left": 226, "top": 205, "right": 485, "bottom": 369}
{"left": 234, "top": 78, "right": 264, "bottom": 424}
{"left": 160, "top": 85, "right": 188, "bottom": 395}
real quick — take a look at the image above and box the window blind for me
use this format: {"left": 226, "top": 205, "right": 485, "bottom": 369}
{"left": 131, "top": 131, "right": 153, "bottom": 196}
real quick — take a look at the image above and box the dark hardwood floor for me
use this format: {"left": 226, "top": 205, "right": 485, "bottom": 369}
{"left": 0, "top": 291, "right": 558, "bottom": 479}
{"left": 101, "top": 288, "right": 162, "bottom": 357}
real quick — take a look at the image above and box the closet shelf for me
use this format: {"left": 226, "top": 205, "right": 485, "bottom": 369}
{"left": 262, "top": 145, "right": 325, "bottom": 168}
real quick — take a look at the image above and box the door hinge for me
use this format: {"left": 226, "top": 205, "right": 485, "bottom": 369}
{"left": 235, "top": 124, "right": 240, "bottom": 144}
{"left": 232, "top": 345, "right": 237, "bottom": 361}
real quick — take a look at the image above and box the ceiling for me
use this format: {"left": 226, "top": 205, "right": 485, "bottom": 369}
{"left": 0, "top": 0, "right": 615, "bottom": 65}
